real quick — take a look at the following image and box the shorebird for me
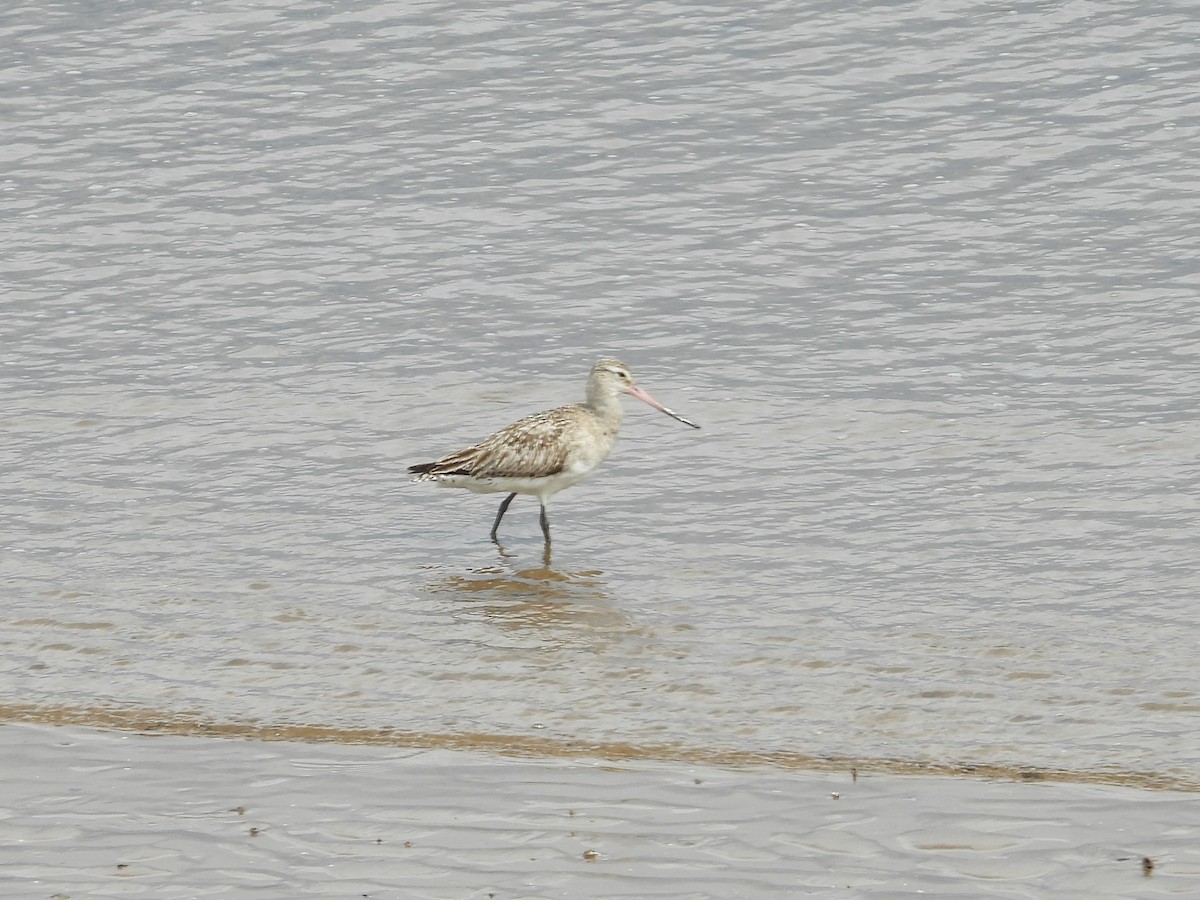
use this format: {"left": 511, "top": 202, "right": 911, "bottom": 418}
{"left": 408, "top": 358, "right": 699, "bottom": 544}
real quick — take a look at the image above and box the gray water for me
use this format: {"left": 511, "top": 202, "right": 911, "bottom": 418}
{"left": 3, "top": 0, "right": 1199, "bottom": 784}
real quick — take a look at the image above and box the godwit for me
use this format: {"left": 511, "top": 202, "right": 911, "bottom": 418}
{"left": 408, "top": 358, "right": 699, "bottom": 544}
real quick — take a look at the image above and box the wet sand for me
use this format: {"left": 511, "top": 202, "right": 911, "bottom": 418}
{"left": 5, "top": 721, "right": 1198, "bottom": 899}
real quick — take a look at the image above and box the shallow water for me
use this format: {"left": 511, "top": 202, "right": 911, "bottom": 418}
{"left": 3, "top": 0, "right": 1199, "bottom": 785}
{"left": 6, "top": 722, "right": 1199, "bottom": 899}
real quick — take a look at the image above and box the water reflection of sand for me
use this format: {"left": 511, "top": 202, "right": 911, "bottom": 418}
{"left": 5, "top": 721, "right": 1197, "bottom": 898}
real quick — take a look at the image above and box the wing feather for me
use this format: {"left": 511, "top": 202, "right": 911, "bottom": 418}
{"left": 409, "top": 406, "right": 576, "bottom": 480}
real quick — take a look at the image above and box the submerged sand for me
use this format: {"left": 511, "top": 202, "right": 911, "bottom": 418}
{"left": 3, "top": 721, "right": 1198, "bottom": 898}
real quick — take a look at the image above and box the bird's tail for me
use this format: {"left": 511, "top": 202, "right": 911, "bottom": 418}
{"left": 407, "top": 461, "right": 439, "bottom": 483}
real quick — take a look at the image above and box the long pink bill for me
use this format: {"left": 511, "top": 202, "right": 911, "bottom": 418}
{"left": 629, "top": 385, "right": 701, "bottom": 429}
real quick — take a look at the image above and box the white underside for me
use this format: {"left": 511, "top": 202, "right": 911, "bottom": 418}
{"left": 423, "top": 469, "right": 592, "bottom": 502}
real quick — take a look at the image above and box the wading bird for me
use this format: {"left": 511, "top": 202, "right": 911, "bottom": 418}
{"left": 408, "top": 358, "right": 699, "bottom": 544}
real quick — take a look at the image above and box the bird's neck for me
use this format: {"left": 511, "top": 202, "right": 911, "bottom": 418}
{"left": 584, "top": 389, "right": 624, "bottom": 433}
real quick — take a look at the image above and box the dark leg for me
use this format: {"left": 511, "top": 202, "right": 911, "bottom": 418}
{"left": 491, "top": 493, "right": 517, "bottom": 543}
{"left": 539, "top": 502, "right": 551, "bottom": 544}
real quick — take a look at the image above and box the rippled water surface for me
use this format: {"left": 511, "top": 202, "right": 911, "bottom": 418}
{"left": 3, "top": 0, "right": 1199, "bottom": 785}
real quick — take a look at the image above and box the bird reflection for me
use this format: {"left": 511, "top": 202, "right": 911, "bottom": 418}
{"left": 492, "top": 536, "right": 553, "bottom": 569}
{"left": 426, "top": 555, "right": 633, "bottom": 636}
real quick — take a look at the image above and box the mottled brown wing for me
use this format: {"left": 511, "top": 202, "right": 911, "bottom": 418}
{"left": 412, "top": 407, "right": 574, "bottom": 479}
